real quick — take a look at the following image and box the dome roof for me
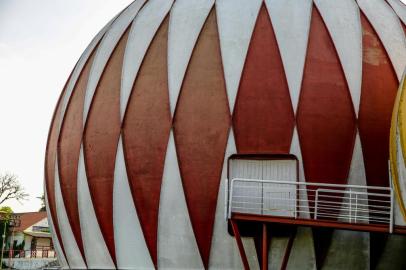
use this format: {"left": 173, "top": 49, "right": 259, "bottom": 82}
{"left": 45, "top": 0, "right": 406, "bottom": 269}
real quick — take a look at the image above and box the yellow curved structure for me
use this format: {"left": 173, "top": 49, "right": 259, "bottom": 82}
{"left": 390, "top": 70, "right": 406, "bottom": 221}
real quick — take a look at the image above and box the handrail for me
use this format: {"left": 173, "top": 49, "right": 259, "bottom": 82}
{"left": 230, "top": 178, "right": 392, "bottom": 190}
{"left": 227, "top": 178, "right": 394, "bottom": 233}
{"left": 2, "top": 249, "right": 57, "bottom": 259}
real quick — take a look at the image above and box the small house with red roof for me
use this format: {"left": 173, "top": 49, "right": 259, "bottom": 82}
{"left": 6, "top": 211, "right": 54, "bottom": 256}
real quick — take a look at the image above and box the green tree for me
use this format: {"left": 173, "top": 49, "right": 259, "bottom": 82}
{"left": 0, "top": 206, "right": 13, "bottom": 265}
{"left": 0, "top": 207, "right": 12, "bottom": 218}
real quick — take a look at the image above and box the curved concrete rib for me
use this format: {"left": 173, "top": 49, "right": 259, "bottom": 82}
{"left": 120, "top": 0, "right": 172, "bottom": 121}
{"left": 358, "top": 0, "right": 406, "bottom": 80}
{"left": 158, "top": 131, "right": 204, "bottom": 269}
{"left": 209, "top": 131, "right": 245, "bottom": 269}
{"left": 289, "top": 128, "right": 309, "bottom": 219}
{"left": 113, "top": 137, "right": 154, "bottom": 269}
{"left": 77, "top": 146, "right": 115, "bottom": 269}
{"left": 324, "top": 133, "right": 369, "bottom": 270}
{"left": 57, "top": 12, "right": 116, "bottom": 132}
{"left": 54, "top": 164, "right": 87, "bottom": 268}
{"left": 387, "top": 0, "right": 406, "bottom": 25}
{"left": 44, "top": 184, "right": 68, "bottom": 269}
{"left": 167, "top": 0, "right": 215, "bottom": 116}
{"left": 315, "top": 0, "right": 362, "bottom": 117}
{"left": 215, "top": 0, "right": 262, "bottom": 113}
{"left": 288, "top": 129, "right": 317, "bottom": 270}
{"left": 83, "top": 0, "right": 146, "bottom": 123}
{"left": 264, "top": 0, "right": 313, "bottom": 113}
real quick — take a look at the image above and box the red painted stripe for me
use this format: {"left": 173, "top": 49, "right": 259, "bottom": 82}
{"left": 298, "top": 8, "right": 357, "bottom": 268}
{"left": 173, "top": 9, "right": 231, "bottom": 267}
{"left": 58, "top": 44, "right": 100, "bottom": 261}
{"left": 233, "top": 5, "right": 294, "bottom": 154}
{"left": 297, "top": 7, "right": 356, "bottom": 187}
{"left": 45, "top": 72, "right": 73, "bottom": 259}
{"left": 83, "top": 29, "right": 130, "bottom": 264}
{"left": 122, "top": 17, "right": 171, "bottom": 267}
{"left": 358, "top": 13, "right": 398, "bottom": 187}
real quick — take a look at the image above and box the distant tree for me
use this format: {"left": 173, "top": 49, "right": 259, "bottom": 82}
{"left": 0, "top": 206, "right": 12, "bottom": 220}
{"left": 0, "top": 174, "right": 28, "bottom": 205}
{"left": 37, "top": 193, "right": 46, "bottom": 212}
{"left": 0, "top": 206, "right": 13, "bottom": 254}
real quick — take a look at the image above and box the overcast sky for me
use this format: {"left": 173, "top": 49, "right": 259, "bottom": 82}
{"left": 0, "top": 0, "right": 405, "bottom": 213}
{"left": 0, "top": 0, "right": 133, "bottom": 213}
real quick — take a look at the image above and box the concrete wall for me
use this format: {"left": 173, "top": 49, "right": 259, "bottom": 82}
{"left": 2, "top": 258, "right": 58, "bottom": 270}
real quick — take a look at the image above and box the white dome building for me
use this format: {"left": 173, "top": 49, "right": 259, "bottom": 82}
{"left": 45, "top": 0, "right": 406, "bottom": 269}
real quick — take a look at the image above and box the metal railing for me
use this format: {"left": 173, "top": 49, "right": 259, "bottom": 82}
{"left": 2, "top": 248, "right": 56, "bottom": 259}
{"left": 226, "top": 178, "right": 394, "bottom": 233}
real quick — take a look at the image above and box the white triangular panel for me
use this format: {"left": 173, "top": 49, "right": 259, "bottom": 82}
{"left": 325, "top": 133, "right": 370, "bottom": 270}
{"left": 168, "top": 0, "right": 215, "bottom": 116}
{"left": 387, "top": 0, "right": 406, "bottom": 25}
{"left": 264, "top": 0, "right": 313, "bottom": 113}
{"left": 338, "top": 133, "right": 368, "bottom": 222}
{"left": 286, "top": 228, "right": 317, "bottom": 270}
{"left": 394, "top": 195, "right": 406, "bottom": 226}
{"left": 209, "top": 132, "right": 245, "bottom": 269}
{"left": 215, "top": 0, "right": 262, "bottom": 112}
{"left": 77, "top": 146, "right": 115, "bottom": 269}
{"left": 113, "top": 137, "right": 154, "bottom": 269}
{"left": 347, "top": 132, "right": 367, "bottom": 191}
{"left": 120, "top": 0, "right": 173, "bottom": 121}
{"left": 158, "top": 131, "right": 204, "bottom": 269}
{"left": 210, "top": 130, "right": 261, "bottom": 269}
{"left": 358, "top": 0, "right": 406, "bottom": 80}
{"left": 323, "top": 230, "right": 370, "bottom": 270}
{"left": 54, "top": 163, "right": 87, "bottom": 268}
{"left": 289, "top": 128, "right": 310, "bottom": 219}
{"left": 315, "top": 0, "right": 363, "bottom": 117}
{"left": 268, "top": 237, "right": 292, "bottom": 270}
{"left": 83, "top": 0, "right": 146, "bottom": 123}
{"left": 289, "top": 132, "right": 316, "bottom": 269}
{"left": 44, "top": 184, "right": 68, "bottom": 269}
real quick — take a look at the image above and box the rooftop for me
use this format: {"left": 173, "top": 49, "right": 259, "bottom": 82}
{"left": 13, "top": 211, "right": 47, "bottom": 232}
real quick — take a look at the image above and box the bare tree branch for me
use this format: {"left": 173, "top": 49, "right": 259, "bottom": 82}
{"left": 0, "top": 173, "right": 28, "bottom": 205}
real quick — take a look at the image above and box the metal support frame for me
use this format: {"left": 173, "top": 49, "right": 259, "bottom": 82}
{"left": 390, "top": 188, "right": 394, "bottom": 233}
{"left": 230, "top": 219, "right": 249, "bottom": 270}
{"left": 280, "top": 229, "right": 296, "bottom": 270}
{"left": 231, "top": 213, "right": 406, "bottom": 234}
{"left": 261, "top": 224, "right": 268, "bottom": 270}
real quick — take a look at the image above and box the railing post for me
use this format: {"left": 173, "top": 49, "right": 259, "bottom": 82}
{"left": 294, "top": 191, "right": 297, "bottom": 219}
{"left": 261, "top": 180, "right": 264, "bottom": 216}
{"left": 349, "top": 188, "right": 352, "bottom": 223}
{"left": 225, "top": 178, "right": 228, "bottom": 220}
{"left": 261, "top": 223, "right": 268, "bottom": 270}
{"left": 314, "top": 189, "right": 319, "bottom": 220}
{"left": 355, "top": 194, "right": 358, "bottom": 223}
{"left": 228, "top": 179, "right": 235, "bottom": 219}
{"left": 390, "top": 188, "right": 394, "bottom": 233}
